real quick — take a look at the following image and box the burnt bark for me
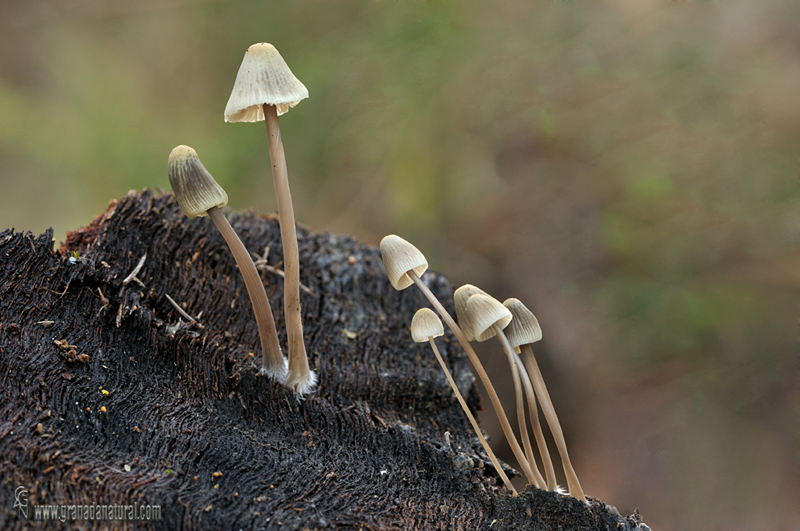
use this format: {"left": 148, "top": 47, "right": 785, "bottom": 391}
{"left": 0, "top": 190, "right": 648, "bottom": 530}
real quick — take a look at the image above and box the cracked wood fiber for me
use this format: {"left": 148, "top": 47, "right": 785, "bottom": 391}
{"left": 0, "top": 190, "right": 649, "bottom": 530}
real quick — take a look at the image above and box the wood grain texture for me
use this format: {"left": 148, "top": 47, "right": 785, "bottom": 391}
{"left": 0, "top": 190, "right": 648, "bottom": 530}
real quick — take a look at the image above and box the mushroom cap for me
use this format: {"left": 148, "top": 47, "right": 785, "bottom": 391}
{"left": 502, "top": 298, "right": 543, "bottom": 348}
{"left": 453, "top": 284, "right": 487, "bottom": 342}
{"left": 465, "top": 293, "right": 512, "bottom": 342}
{"left": 224, "top": 42, "right": 309, "bottom": 122}
{"left": 410, "top": 308, "right": 444, "bottom": 343}
{"left": 379, "top": 235, "right": 429, "bottom": 290}
{"left": 168, "top": 145, "right": 228, "bottom": 218}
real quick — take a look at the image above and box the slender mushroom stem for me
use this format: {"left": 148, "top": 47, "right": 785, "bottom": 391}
{"left": 493, "top": 323, "right": 546, "bottom": 489}
{"left": 516, "top": 353, "right": 558, "bottom": 491}
{"left": 520, "top": 344, "right": 587, "bottom": 503}
{"left": 207, "top": 206, "right": 286, "bottom": 380}
{"left": 426, "top": 336, "right": 517, "bottom": 495}
{"left": 168, "top": 144, "right": 287, "bottom": 381}
{"left": 263, "top": 103, "right": 314, "bottom": 394}
{"left": 501, "top": 297, "right": 557, "bottom": 490}
{"left": 408, "top": 271, "right": 537, "bottom": 485}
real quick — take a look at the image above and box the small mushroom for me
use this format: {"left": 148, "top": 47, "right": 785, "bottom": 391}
{"left": 463, "top": 292, "right": 544, "bottom": 488}
{"left": 503, "top": 298, "right": 543, "bottom": 345}
{"left": 410, "top": 308, "right": 516, "bottom": 495}
{"left": 168, "top": 145, "right": 287, "bottom": 382}
{"left": 503, "top": 298, "right": 587, "bottom": 503}
{"left": 502, "top": 299, "right": 556, "bottom": 491}
{"left": 379, "top": 234, "right": 534, "bottom": 486}
{"left": 453, "top": 284, "right": 487, "bottom": 342}
{"left": 224, "top": 43, "right": 314, "bottom": 394}
{"left": 460, "top": 289, "right": 511, "bottom": 342}
{"left": 380, "top": 234, "right": 428, "bottom": 291}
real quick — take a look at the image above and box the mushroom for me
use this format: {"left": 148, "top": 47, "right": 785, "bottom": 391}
{"left": 461, "top": 291, "right": 545, "bottom": 488}
{"left": 503, "top": 297, "right": 587, "bottom": 503}
{"left": 379, "top": 234, "right": 535, "bottom": 486}
{"left": 410, "top": 308, "right": 516, "bottom": 495}
{"left": 453, "top": 284, "right": 487, "bottom": 342}
{"left": 168, "top": 145, "right": 287, "bottom": 381}
{"left": 501, "top": 298, "right": 557, "bottom": 491}
{"left": 224, "top": 43, "right": 315, "bottom": 394}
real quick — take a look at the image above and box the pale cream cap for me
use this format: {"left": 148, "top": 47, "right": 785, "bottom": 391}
{"left": 168, "top": 145, "right": 228, "bottom": 218}
{"left": 503, "top": 298, "right": 543, "bottom": 348}
{"left": 453, "top": 284, "right": 487, "bottom": 342}
{"left": 379, "top": 235, "right": 429, "bottom": 290}
{"left": 466, "top": 293, "right": 512, "bottom": 342}
{"left": 410, "top": 308, "right": 444, "bottom": 343}
{"left": 224, "top": 43, "right": 309, "bottom": 122}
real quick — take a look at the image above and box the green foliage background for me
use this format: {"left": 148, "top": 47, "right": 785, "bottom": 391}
{"left": 1, "top": 1, "right": 796, "bottom": 528}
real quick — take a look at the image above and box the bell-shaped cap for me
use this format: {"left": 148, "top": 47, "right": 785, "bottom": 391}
{"left": 379, "top": 235, "right": 428, "bottom": 290}
{"left": 224, "top": 43, "right": 309, "bottom": 122}
{"left": 410, "top": 308, "right": 444, "bottom": 343}
{"left": 168, "top": 145, "right": 228, "bottom": 218}
{"left": 503, "top": 298, "right": 543, "bottom": 349}
{"left": 453, "top": 284, "right": 487, "bottom": 342}
{"left": 466, "top": 293, "right": 512, "bottom": 342}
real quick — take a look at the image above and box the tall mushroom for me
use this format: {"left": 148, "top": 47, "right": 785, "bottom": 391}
{"left": 379, "top": 234, "right": 534, "bottom": 486}
{"left": 503, "top": 298, "right": 587, "bottom": 503}
{"left": 224, "top": 43, "right": 315, "bottom": 394}
{"left": 410, "top": 308, "right": 516, "bottom": 495}
{"left": 167, "top": 145, "right": 287, "bottom": 381}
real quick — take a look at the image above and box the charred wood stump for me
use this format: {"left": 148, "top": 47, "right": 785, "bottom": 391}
{"left": 0, "top": 190, "right": 648, "bottom": 530}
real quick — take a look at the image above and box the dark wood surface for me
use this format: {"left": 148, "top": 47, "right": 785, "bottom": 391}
{"left": 0, "top": 190, "right": 648, "bottom": 530}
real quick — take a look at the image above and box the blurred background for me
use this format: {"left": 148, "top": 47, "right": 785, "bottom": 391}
{"left": 1, "top": 0, "right": 797, "bottom": 528}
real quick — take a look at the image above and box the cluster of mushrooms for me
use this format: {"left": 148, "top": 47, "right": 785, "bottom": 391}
{"left": 166, "top": 42, "right": 585, "bottom": 502}
{"left": 167, "top": 43, "right": 316, "bottom": 395}
{"left": 381, "top": 235, "right": 587, "bottom": 502}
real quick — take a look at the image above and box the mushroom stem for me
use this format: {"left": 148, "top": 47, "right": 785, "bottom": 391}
{"left": 515, "top": 350, "right": 558, "bottom": 491}
{"left": 207, "top": 206, "right": 286, "bottom": 380}
{"left": 426, "top": 336, "right": 517, "bottom": 495}
{"left": 408, "top": 271, "right": 537, "bottom": 485}
{"left": 520, "top": 344, "right": 587, "bottom": 503}
{"left": 493, "top": 323, "right": 546, "bottom": 489}
{"left": 263, "top": 103, "right": 314, "bottom": 394}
